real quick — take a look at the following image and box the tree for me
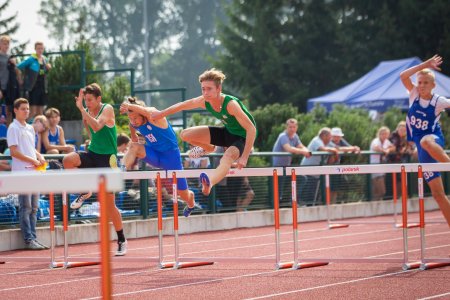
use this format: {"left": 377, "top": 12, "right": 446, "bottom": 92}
{"left": 0, "top": 0, "right": 26, "bottom": 53}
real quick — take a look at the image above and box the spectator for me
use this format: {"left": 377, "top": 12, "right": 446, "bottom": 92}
{"left": 184, "top": 144, "right": 210, "bottom": 169}
{"left": 42, "top": 107, "right": 75, "bottom": 154}
{"left": 0, "top": 115, "right": 7, "bottom": 138}
{"left": 17, "top": 41, "right": 51, "bottom": 120}
{"left": 117, "top": 133, "right": 131, "bottom": 154}
{"left": 300, "top": 127, "right": 339, "bottom": 205}
{"left": 0, "top": 35, "right": 21, "bottom": 125}
{"left": 327, "top": 127, "right": 360, "bottom": 203}
{"left": 7, "top": 98, "right": 47, "bottom": 249}
{"left": 370, "top": 126, "right": 395, "bottom": 200}
{"left": 387, "top": 121, "right": 416, "bottom": 164}
{"left": 272, "top": 118, "right": 311, "bottom": 167}
{"left": 32, "top": 115, "right": 49, "bottom": 153}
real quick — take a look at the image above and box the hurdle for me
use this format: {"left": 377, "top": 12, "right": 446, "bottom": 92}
{"left": 324, "top": 167, "right": 423, "bottom": 229}
{"left": 160, "top": 167, "right": 327, "bottom": 271}
{"left": 0, "top": 169, "right": 122, "bottom": 264}
{"left": 405, "top": 164, "right": 450, "bottom": 271}
{"left": 288, "top": 164, "right": 417, "bottom": 268}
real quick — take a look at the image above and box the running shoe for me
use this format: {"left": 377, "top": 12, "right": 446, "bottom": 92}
{"left": 25, "top": 240, "right": 45, "bottom": 250}
{"left": 115, "top": 240, "right": 128, "bottom": 256}
{"left": 70, "top": 192, "right": 92, "bottom": 210}
{"left": 188, "top": 146, "right": 215, "bottom": 159}
{"left": 34, "top": 240, "right": 49, "bottom": 249}
{"left": 183, "top": 205, "right": 194, "bottom": 217}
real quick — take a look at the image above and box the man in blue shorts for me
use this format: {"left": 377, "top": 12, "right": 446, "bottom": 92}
{"left": 120, "top": 97, "right": 196, "bottom": 217}
{"left": 400, "top": 54, "right": 450, "bottom": 226}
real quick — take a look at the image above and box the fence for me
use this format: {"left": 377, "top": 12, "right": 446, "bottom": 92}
{"left": 0, "top": 150, "right": 449, "bottom": 227}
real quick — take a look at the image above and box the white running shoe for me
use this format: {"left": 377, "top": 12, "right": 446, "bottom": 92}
{"left": 70, "top": 192, "right": 92, "bottom": 210}
{"left": 115, "top": 240, "right": 127, "bottom": 256}
{"left": 188, "top": 146, "right": 215, "bottom": 159}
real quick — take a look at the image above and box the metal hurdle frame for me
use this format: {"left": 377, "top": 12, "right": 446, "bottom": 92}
{"left": 0, "top": 168, "right": 123, "bottom": 300}
{"left": 405, "top": 163, "right": 450, "bottom": 271}
{"left": 289, "top": 164, "right": 418, "bottom": 269}
{"left": 161, "top": 167, "right": 327, "bottom": 270}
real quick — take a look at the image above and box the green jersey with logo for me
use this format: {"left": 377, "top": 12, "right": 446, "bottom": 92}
{"left": 88, "top": 104, "right": 117, "bottom": 155}
{"left": 204, "top": 94, "right": 256, "bottom": 138}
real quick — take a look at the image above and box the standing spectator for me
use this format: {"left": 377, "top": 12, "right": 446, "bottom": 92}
{"left": 42, "top": 107, "right": 75, "bottom": 154}
{"left": 272, "top": 118, "right": 310, "bottom": 203}
{"left": 370, "top": 126, "right": 395, "bottom": 200}
{"left": 272, "top": 118, "right": 311, "bottom": 166}
{"left": 7, "top": 98, "right": 47, "bottom": 249}
{"left": 327, "top": 127, "right": 360, "bottom": 203}
{"left": 300, "top": 128, "right": 339, "bottom": 205}
{"left": 0, "top": 35, "right": 21, "bottom": 125}
{"left": 17, "top": 41, "right": 51, "bottom": 120}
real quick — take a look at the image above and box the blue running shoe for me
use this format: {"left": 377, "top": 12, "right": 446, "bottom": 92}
{"left": 183, "top": 205, "right": 194, "bottom": 217}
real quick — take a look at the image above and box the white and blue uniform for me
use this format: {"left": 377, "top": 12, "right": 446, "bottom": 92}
{"left": 132, "top": 120, "right": 188, "bottom": 191}
{"left": 406, "top": 87, "right": 450, "bottom": 182}
{"left": 48, "top": 126, "right": 60, "bottom": 146}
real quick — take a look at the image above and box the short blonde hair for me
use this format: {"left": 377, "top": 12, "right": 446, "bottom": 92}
{"left": 318, "top": 127, "right": 331, "bottom": 138}
{"left": 0, "top": 35, "right": 11, "bottom": 43}
{"left": 286, "top": 118, "right": 298, "bottom": 126}
{"left": 45, "top": 107, "right": 60, "bottom": 118}
{"left": 377, "top": 126, "right": 390, "bottom": 138}
{"left": 33, "top": 115, "right": 49, "bottom": 131}
{"left": 417, "top": 68, "right": 435, "bottom": 82}
{"left": 199, "top": 68, "right": 226, "bottom": 87}
{"left": 34, "top": 41, "right": 44, "bottom": 49}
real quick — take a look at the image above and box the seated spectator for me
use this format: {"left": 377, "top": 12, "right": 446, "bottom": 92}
{"left": 184, "top": 144, "right": 210, "bottom": 169}
{"left": 300, "top": 128, "right": 339, "bottom": 205}
{"left": 387, "top": 121, "right": 416, "bottom": 163}
{"left": 32, "top": 115, "right": 49, "bottom": 153}
{"left": 370, "top": 126, "right": 395, "bottom": 201}
{"left": 0, "top": 115, "right": 7, "bottom": 138}
{"left": 227, "top": 176, "right": 255, "bottom": 212}
{"left": 327, "top": 127, "right": 361, "bottom": 203}
{"left": 117, "top": 133, "right": 131, "bottom": 154}
{"left": 42, "top": 107, "right": 75, "bottom": 154}
{"left": 0, "top": 147, "right": 11, "bottom": 171}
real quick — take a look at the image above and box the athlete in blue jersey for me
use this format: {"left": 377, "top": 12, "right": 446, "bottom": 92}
{"left": 120, "top": 97, "right": 196, "bottom": 217}
{"left": 400, "top": 55, "right": 450, "bottom": 226}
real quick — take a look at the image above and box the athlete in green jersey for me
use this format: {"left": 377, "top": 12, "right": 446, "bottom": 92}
{"left": 152, "top": 69, "right": 257, "bottom": 196}
{"left": 62, "top": 83, "right": 127, "bottom": 256}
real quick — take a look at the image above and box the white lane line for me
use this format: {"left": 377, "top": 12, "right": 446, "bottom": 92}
{"left": 418, "top": 291, "right": 450, "bottom": 299}
{"left": 244, "top": 270, "right": 412, "bottom": 300}
{"left": 81, "top": 269, "right": 284, "bottom": 300}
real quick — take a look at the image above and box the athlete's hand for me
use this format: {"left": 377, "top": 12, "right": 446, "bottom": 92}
{"left": 426, "top": 55, "right": 443, "bottom": 71}
{"left": 236, "top": 156, "right": 248, "bottom": 169}
{"left": 75, "top": 89, "right": 84, "bottom": 111}
{"left": 119, "top": 102, "right": 130, "bottom": 114}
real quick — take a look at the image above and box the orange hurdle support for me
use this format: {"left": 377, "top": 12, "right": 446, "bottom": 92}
{"left": 277, "top": 169, "right": 329, "bottom": 270}
{"left": 160, "top": 172, "right": 213, "bottom": 269}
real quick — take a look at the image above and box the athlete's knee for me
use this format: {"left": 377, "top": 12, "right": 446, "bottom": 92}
{"left": 62, "top": 153, "right": 78, "bottom": 168}
{"left": 180, "top": 129, "right": 191, "bottom": 142}
{"left": 220, "top": 151, "right": 237, "bottom": 165}
{"left": 420, "top": 137, "right": 435, "bottom": 150}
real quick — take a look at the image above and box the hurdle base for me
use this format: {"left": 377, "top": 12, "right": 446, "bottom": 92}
{"left": 51, "top": 261, "right": 100, "bottom": 269}
{"left": 402, "top": 261, "right": 422, "bottom": 270}
{"left": 160, "top": 261, "right": 214, "bottom": 269}
{"left": 420, "top": 262, "right": 450, "bottom": 270}
{"left": 0, "top": 261, "right": 5, "bottom": 264}
{"left": 328, "top": 224, "right": 349, "bottom": 229}
{"left": 395, "top": 223, "right": 420, "bottom": 229}
{"left": 277, "top": 261, "right": 329, "bottom": 270}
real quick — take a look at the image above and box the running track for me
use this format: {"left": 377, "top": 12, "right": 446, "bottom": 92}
{"left": 0, "top": 211, "right": 449, "bottom": 299}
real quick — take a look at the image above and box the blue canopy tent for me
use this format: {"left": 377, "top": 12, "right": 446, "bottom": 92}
{"left": 307, "top": 57, "right": 450, "bottom": 112}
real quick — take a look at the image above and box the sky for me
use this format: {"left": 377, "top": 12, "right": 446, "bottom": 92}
{"left": 4, "top": 0, "right": 56, "bottom": 53}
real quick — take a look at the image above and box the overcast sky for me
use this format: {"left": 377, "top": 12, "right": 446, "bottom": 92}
{"left": 4, "top": 0, "right": 56, "bottom": 53}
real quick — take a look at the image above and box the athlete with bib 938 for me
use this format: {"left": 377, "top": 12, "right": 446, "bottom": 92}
{"left": 400, "top": 55, "right": 450, "bottom": 226}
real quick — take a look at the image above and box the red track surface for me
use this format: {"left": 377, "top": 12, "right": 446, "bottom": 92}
{"left": 1, "top": 210, "right": 449, "bottom": 300}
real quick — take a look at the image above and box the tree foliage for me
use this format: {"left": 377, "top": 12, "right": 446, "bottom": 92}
{"left": 0, "top": 0, "right": 26, "bottom": 53}
{"left": 216, "top": 0, "right": 450, "bottom": 112}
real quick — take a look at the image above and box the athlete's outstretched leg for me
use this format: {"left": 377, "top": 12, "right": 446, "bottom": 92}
{"left": 180, "top": 126, "right": 215, "bottom": 153}
{"left": 420, "top": 136, "right": 450, "bottom": 163}
{"left": 427, "top": 177, "right": 450, "bottom": 227}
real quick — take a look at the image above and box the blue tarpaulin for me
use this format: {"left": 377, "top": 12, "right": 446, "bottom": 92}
{"left": 307, "top": 57, "right": 450, "bottom": 112}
